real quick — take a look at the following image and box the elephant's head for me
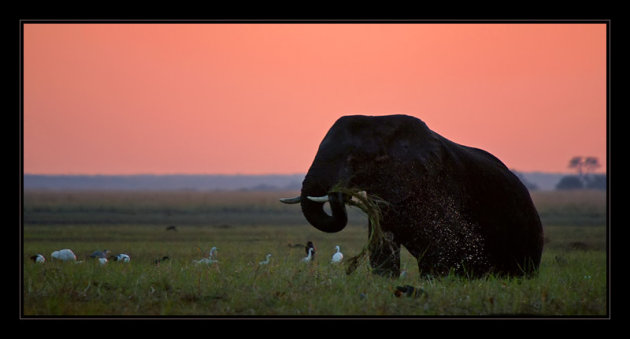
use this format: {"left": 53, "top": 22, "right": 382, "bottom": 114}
{"left": 281, "top": 115, "right": 442, "bottom": 233}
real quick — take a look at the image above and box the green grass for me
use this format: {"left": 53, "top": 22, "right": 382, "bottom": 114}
{"left": 531, "top": 190, "right": 606, "bottom": 226}
{"left": 21, "top": 190, "right": 608, "bottom": 317}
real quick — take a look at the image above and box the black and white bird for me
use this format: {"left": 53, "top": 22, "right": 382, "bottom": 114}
{"left": 51, "top": 249, "right": 77, "bottom": 261}
{"left": 30, "top": 254, "right": 45, "bottom": 263}
{"left": 331, "top": 245, "right": 343, "bottom": 263}
{"left": 305, "top": 241, "right": 316, "bottom": 260}
{"left": 303, "top": 248, "right": 315, "bottom": 263}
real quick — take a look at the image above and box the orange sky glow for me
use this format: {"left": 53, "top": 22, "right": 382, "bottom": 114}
{"left": 23, "top": 23, "right": 607, "bottom": 175}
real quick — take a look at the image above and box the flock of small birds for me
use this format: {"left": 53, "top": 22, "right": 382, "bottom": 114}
{"left": 30, "top": 248, "right": 131, "bottom": 265}
{"left": 28, "top": 241, "right": 346, "bottom": 267}
{"left": 29, "top": 242, "right": 421, "bottom": 298}
{"left": 261, "top": 241, "right": 345, "bottom": 265}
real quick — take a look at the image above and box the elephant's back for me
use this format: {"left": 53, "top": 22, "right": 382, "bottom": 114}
{"left": 439, "top": 138, "right": 544, "bottom": 274}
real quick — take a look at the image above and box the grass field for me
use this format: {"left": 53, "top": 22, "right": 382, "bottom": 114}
{"left": 21, "top": 189, "right": 608, "bottom": 317}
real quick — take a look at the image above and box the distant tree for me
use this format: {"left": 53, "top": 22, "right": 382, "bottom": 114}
{"left": 568, "top": 156, "right": 585, "bottom": 177}
{"left": 567, "top": 156, "right": 602, "bottom": 185}
{"left": 584, "top": 156, "right": 601, "bottom": 170}
{"left": 556, "top": 175, "right": 584, "bottom": 190}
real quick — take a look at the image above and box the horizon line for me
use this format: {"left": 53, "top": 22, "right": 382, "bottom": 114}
{"left": 22, "top": 170, "right": 603, "bottom": 176}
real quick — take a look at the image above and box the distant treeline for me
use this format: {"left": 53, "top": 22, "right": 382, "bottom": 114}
{"left": 555, "top": 174, "right": 606, "bottom": 191}
{"left": 23, "top": 174, "right": 304, "bottom": 191}
{"left": 512, "top": 171, "right": 606, "bottom": 191}
{"left": 23, "top": 172, "right": 604, "bottom": 192}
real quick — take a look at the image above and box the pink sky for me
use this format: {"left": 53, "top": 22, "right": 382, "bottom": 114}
{"left": 23, "top": 23, "right": 607, "bottom": 175}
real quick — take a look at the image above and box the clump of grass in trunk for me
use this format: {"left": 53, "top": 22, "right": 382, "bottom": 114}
{"left": 329, "top": 186, "right": 389, "bottom": 275}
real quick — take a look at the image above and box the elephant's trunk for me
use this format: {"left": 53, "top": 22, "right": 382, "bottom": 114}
{"left": 300, "top": 190, "right": 348, "bottom": 233}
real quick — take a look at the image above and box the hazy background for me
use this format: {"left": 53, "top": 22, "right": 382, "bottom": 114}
{"left": 24, "top": 172, "right": 568, "bottom": 191}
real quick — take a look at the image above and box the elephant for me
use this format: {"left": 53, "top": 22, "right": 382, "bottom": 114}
{"left": 281, "top": 114, "right": 543, "bottom": 278}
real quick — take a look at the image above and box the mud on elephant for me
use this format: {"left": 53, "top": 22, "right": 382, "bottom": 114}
{"left": 281, "top": 114, "right": 543, "bottom": 278}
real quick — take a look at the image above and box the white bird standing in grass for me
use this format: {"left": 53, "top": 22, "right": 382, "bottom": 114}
{"left": 259, "top": 253, "right": 272, "bottom": 265}
{"left": 194, "top": 247, "right": 219, "bottom": 264}
{"left": 51, "top": 249, "right": 77, "bottom": 262}
{"left": 303, "top": 248, "right": 314, "bottom": 263}
{"left": 331, "top": 246, "right": 343, "bottom": 263}
{"left": 30, "top": 254, "right": 45, "bottom": 263}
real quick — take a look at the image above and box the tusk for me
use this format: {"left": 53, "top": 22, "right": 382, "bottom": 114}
{"left": 279, "top": 196, "right": 301, "bottom": 204}
{"left": 307, "top": 195, "right": 330, "bottom": 203}
{"left": 307, "top": 191, "right": 367, "bottom": 203}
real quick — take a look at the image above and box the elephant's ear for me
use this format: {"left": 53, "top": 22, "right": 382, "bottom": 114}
{"left": 375, "top": 128, "right": 445, "bottom": 205}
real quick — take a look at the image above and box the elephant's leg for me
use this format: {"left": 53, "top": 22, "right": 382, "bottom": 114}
{"left": 417, "top": 256, "right": 436, "bottom": 278}
{"left": 368, "top": 220, "right": 401, "bottom": 278}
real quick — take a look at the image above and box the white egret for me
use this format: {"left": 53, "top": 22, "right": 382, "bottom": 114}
{"left": 303, "top": 248, "right": 314, "bottom": 263}
{"left": 30, "top": 254, "right": 45, "bottom": 263}
{"left": 331, "top": 246, "right": 343, "bottom": 263}
{"left": 194, "top": 247, "right": 219, "bottom": 264}
{"left": 259, "top": 253, "right": 272, "bottom": 265}
{"left": 51, "top": 249, "right": 77, "bottom": 262}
